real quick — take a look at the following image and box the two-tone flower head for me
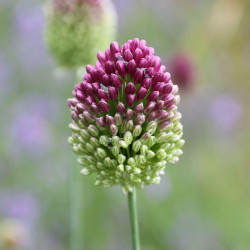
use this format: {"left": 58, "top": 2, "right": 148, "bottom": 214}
{"left": 44, "top": 0, "right": 116, "bottom": 68}
{"left": 68, "top": 38, "right": 184, "bottom": 194}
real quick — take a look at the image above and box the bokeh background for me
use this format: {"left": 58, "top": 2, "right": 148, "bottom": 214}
{"left": 0, "top": 0, "right": 250, "bottom": 249}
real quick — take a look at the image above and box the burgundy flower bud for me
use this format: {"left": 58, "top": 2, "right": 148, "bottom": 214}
{"left": 111, "top": 74, "right": 122, "bottom": 88}
{"left": 76, "top": 90, "right": 86, "bottom": 102}
{"left": 131, "top": 38, "right": 139, "bottom": 52}
{"left": 117, "top": 102, "right": 126, "bottom": 115}
{"left": 152, "top": 82, "right": 164, "bottom": 92}
{"left": 153, "top": 56, "right": 161, "bottom": 73}
{"left": 171, "top": 84, "right": 179, "bottom": 95}
{"left": 160, "top": 65, "right": 166, "bottom": 73}
{"left": 152, "top": 71, "right": 164, "bottom": 83}
{"left": 98, "top": 89, "right": 108, "bottom": 100}
{"left": 127, "top": 59, "right": 136, "bottom": 75}
{"left": 126, "top": 109, "right": 134, "bottom": 120}
{"left": 162, "top": 72, "right": 171, "bottom": 83}
{"left": 116, "top": 61, "right": 126, "bottom": 77}
{"left": 125, "top": 82, "right": 135, "bottom": 95}
{"left": 96, "top": 68, "right": 105, "bottom": 80}
{"left": 163, "top": 95, "right": 176, "bottom": 108}
{"left": 71, "top": 112, "right": 78, "bottom": 121}
{"left": 102, "top": 74, "right": 111, "bottom": 86}
{"left": 110, "top": 41, "right": 121, "bottom": 57}
{"left": 146, "top": 111, "right": 156, "bottom": 122}
{"left": 141, "top": 78, "right": 152, "bottom": 89}
{"left": 95, "top": 60, "right": 102, "bottom": 69}
{"left": 139, "top": 58, "right": 148, "bottom": 68}
{"left": 139, "top": 39, "right": 147, "bottom": 48}
{"left": 96, "top": 117, "right": 106, "bottom": 127}
{"left": 159, "top": 121, "right": 171, "bottom": 131}
{"left": 142, "top": 46, "right": 150, "bottom": 57}
{"left": 97, "top": 51, "right": 106, "bottom": 67}
{"left": 99, "top": 99, "right": 110, "bottom": 112}
{"left": 121, "top": 43, "right": 131, "bottom": 53}
{"left": 162, "top": 83, "right": 173, "bottom": 95}
{"left": 90, "top": 102, "right": 100, "bottom": 114}
{"left": 76, "top": 102, "right": 87, "bottom": 112}
{"left": 134, "top": 48, "right": 143, "bottom": 65}
{"left": 105, "top": 48, "right": 112, "bottom": 61}
{"left": 106, "top": 115, "right": 115, "bottom": 125}
{"left": 84, "top": 73, "right": 93, "bottom": 82}
{"left": 147, "top": 91, "right": 159, "bottom": 102}
{"left": 86, "top": 64, "right": 94, "bottom": 74}
{"left": 145, "top": 101, "right": 156, "bottom": 114}
{"left": 123, "top": 49, "right": 133, "bottom": 61}
{"left": 156, "top": 110, "right": 169, "bottom": 121}
{"left": 146, "top": 55, "right": 155, "bottom": 67}
{"left": 126, "top": 94, "right": 136, "bottom": 107}
{"left": 148, "top": 47, "right": 155, "bottom": 55}
{"left": 133, "top": 68, "right": 144, "bottom": 83}
{"left": 109, "top": 87, "right": 118, "bottom": 100}
{"left": 110, "top": 124, "right": 118, "bottom": 135}
{"left": 136, "top": 86, "right": 147, "bottom": 100}
{"left": 156, "top": 100, "right": 165, "bottom": 110}
{"left": 136, "top": 114, "right": 146, "bottom": 125}
{"left": 85, "top": 96, "right": 95, "bottom": 106}
{"left": 134, "top": 103, "right": 144, "bottom": 113}
{"left": 146, "top": 67, "right": 154, "bottom": 77}
{"left": 83, "top": 111, "right": 94, "bottom": 123}
{"left": 83, "top": 82, "right": 95, "bottom": 96}
{"left": 92, "top": 82, "right": 100, "bottom": 95}
{"left": 67, "top": 98, "right": 77, "bottom": 108}
{"left": 105, "top": 61, "right": 115, "bottom": 74}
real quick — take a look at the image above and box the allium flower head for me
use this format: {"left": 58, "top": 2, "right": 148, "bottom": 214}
{"left": 68, "top": 39, "right": 184, "bottom": 194}
{"left": 44, "top": 0, "right": 117, "bottom": 68}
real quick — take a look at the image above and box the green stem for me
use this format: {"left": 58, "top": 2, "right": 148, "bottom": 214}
{"left": 128, "top": 189, "right": 141, "bottom": 250}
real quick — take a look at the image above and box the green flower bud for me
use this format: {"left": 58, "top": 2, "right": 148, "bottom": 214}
{"left": 111, "top": 146, "right": 120, "bottom": 157}
{"left": 126, "top": 120, "right": 134, "bottom": 131}
{"left": 80, "top": 167, "right": 91, "bottom": 175}
{"left": 69, "top": 123, "right": 80, "bottom": 133}
{"left": 90, "top": 137, "right": 100, "bottom": 147}
{"left": 156, "top": 149, "right": 167, "bottom": 160}
{"left": 99, "top": 135, "right": 109, "bottom": 147}
{"left": 133, "top": 125, "right": 142, "bottom": 137}
{"left": 128, "top": 157, "right": 136, "bottom": 168}
{"left": 146, "top": 121, "right": 158, "bottom": 134}
{"left": 117, "top": 164, "right": 124, "bottom": 172}
{"left": 140, "top": 145, "right": 148, "bottom": 155}
{"left": 68, "top": 136, "right": 75, "bottom": 145}
{"left": 125, "top": 165, "right": 132, "bottom": 173}
{"left": 132, "top": 140, "right": 141, "bottom": 153}
{"left": 80, "top": 129, "right": 91, "bottom": 141}
{"left": 120, "top": 140, "right": 128, "bottom": 149}
{"left": 97, "top": 147, "right": 107, "bottom": 159}
{"left": 124, "top": 131, "right": 133, "bottom": 145}
{"left": 146, "top": 150, "right": 155, "bottom": 159}
{"left": 104, "top": 157, "right": 113, "bottom": 167}
{"left": 118, "top": 154, "right": 126, "bottom": 164}
{"left": 88, "top": 125, "right": 99, "bottom": 137}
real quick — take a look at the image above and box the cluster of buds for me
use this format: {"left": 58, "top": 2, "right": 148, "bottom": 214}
{"left": 68, "top": 39, "right": 184, "bottom": 194}
{"left": 44, "top": 0, "right": 116, "bottom": 68}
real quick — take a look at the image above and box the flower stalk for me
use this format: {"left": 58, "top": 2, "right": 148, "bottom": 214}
{"left": 128, "top": 189, "right": 140, "bottom": 250}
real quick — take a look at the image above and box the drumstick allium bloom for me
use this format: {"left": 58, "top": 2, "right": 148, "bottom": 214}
{"left": 68, "top": 39, "right": 184, "bottom": 194}
{"left": 44, "top": 0, "right": 116, "bottom": 68}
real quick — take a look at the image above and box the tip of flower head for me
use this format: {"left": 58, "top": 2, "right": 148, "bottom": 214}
{"left": 68, "top": 38, "right": 184, "bottom": 192}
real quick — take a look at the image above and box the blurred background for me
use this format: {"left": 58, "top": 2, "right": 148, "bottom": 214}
{"left": 0, "top": 0, "right": 250, "bottom": 249}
